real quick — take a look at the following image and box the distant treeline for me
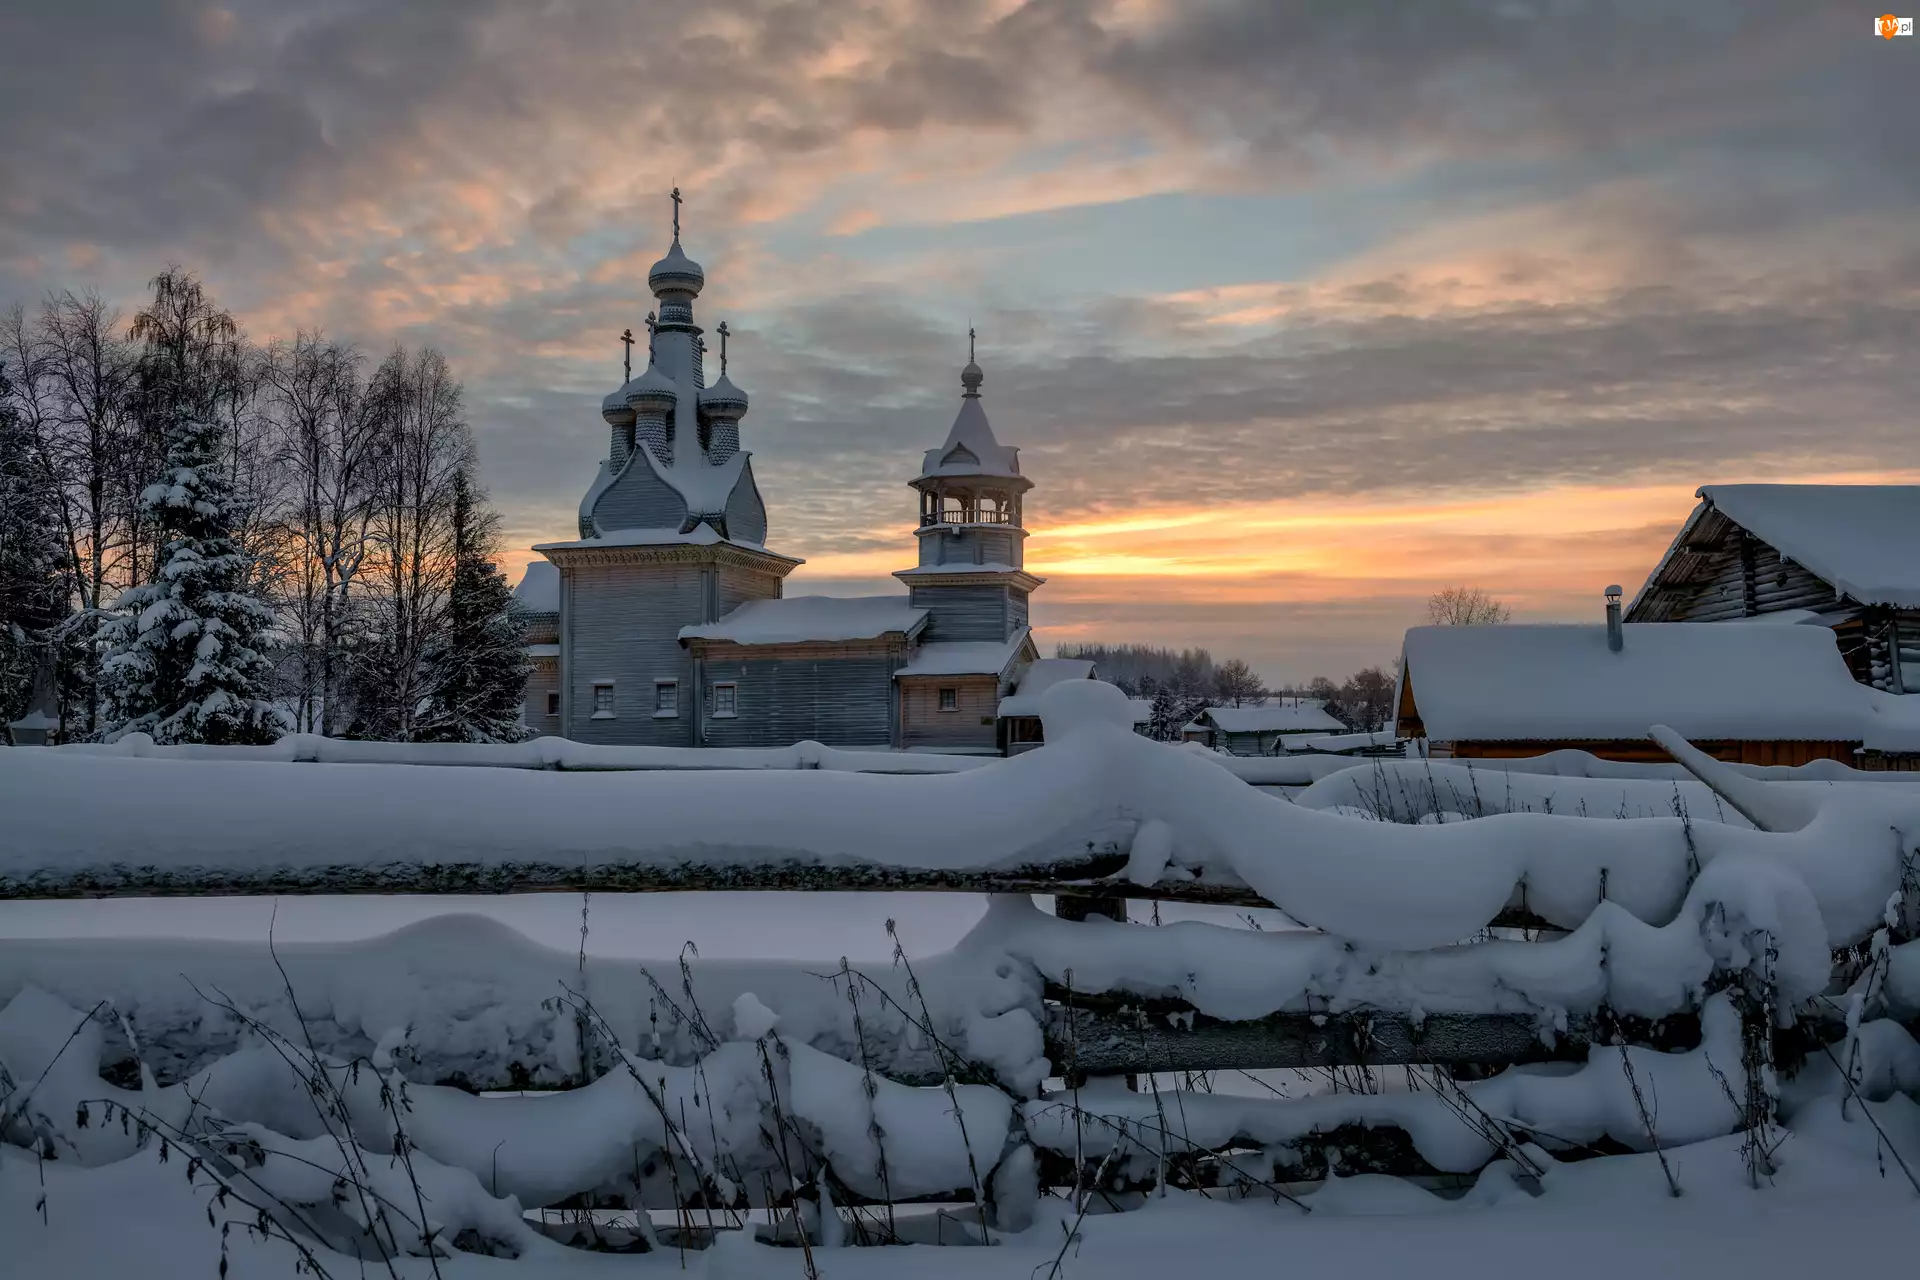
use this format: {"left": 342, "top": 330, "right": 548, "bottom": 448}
{"left": 1055, "top": 641, "right": 1397, "bottom": 736}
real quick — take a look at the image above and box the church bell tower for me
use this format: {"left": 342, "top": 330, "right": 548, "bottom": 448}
{"left": 894, "top": 334, "right": 1044, "bottom": 642}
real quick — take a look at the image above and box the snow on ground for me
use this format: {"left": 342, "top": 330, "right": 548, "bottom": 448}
{"left": 5, "top": 680, "right": 1919, "bottom": 1274}
{"left": 5, "top": 1105, "right": 1918, "bottom": 1278}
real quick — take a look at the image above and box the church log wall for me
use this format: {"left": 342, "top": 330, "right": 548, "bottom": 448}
{"left": 899, "top": 676, "right": 1000, "bottom": 751}
{"left": 908, "top": 584, "right": 1017, "bottom": 642}
{"left": 698, "top": 652, "right": 898, "bottom": 749}
{"left": 565, "top": 561, "right": 705, "bottom": 747}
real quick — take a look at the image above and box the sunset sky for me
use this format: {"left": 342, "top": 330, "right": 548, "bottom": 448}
{"left": 2, "top": 1, "right": 1915, "bottom": 683}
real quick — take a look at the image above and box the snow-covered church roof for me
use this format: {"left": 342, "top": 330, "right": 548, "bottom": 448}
{"left": 512, "top": 560, "right": 559, "bottom": 614}
{"left": 1399, "top": 622, "right": 1874, "bottom": 744}
{"left": 917, "top": 359, "right": 1024, "bottom": 483}
{"left": 680, "top": 596, "right": 929, "bottom": 646}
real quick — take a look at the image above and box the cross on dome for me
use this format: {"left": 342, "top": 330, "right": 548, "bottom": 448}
{"left": 960, "top": 326, "right": 984, "bottom": 398}
{"left": 670, "top": 185, "right": 682, "bottom": 241}
{"left": 717, "top": 320, "right": 731, "bottom": 375}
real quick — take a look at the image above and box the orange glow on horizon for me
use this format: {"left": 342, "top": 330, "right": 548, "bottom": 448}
{"left": 497, "top": 468, "right": 1920, "bottom": 616}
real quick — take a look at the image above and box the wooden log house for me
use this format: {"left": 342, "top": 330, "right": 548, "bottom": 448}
{"left": 1628, "top": 485, "right": 1920, "bottom": 691}
{"left": 1626, "top": 484, "right": 1920, "bottom": 767}
{"left": 1394, "top": 608, "right": 1878, "bottom": 766}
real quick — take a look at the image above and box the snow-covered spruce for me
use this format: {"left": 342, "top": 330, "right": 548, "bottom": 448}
{"left": 412, "top": 469, "right": 531, "bottom": 744}
{"left": 93, "top": 404, "right": 285, "bottom": 744}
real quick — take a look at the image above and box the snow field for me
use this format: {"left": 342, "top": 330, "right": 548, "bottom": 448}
{"left": 3, "top": 681, "right": 1919, "bottom": 1270}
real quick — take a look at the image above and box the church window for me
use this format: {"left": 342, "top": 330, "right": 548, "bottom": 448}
{"left": 711, "top": 682, "right": 738, "bottom": 718}
{"left": 545, "top": 691, "right": 560, "bottom": 718}
{"left": 653, "top": 680, "right": 680, "bottom": 718}
{"left": 590, "top": 682, "right": 616, "bottom": 719}
{"left": 938, "top": 687, "right": 959, "bottom": 712}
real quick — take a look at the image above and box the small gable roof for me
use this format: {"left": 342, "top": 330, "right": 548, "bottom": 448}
{"left": 1399, "top": 622, "right": 1871, "bottom": 743}
{"left": 680, "top": 596, "right": 928, "bottom": 646}
{"left": 996, "top": 658, "right": 1098, "bottom": 717}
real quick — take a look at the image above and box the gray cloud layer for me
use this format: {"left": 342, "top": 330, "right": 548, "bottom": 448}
{"left": 3, "top": 0, "right": 1915, "bottom": 673}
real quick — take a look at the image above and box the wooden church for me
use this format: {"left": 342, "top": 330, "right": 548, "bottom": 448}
{"left": 513, "top": 197, "right": 1047, "bottom": 754}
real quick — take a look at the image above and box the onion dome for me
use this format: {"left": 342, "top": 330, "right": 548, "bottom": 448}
{"left": 698, "top": 372, "right": 749, "bottom": 417}
{"left": 623, "top": 364, "right": 680, "bottom": 414}
{"left": 960, "top": 359, "right": 984, "bottom": 398}
{"left": 648, "top": 239, "right": 705, "bottom": 297}
{"left": 600, "top": 384, "right": 637, "bottom": 426}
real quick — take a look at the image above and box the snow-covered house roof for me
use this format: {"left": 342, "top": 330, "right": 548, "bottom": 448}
{"left": 512, "top": 561, "right": 559, "bottom": 614}
{"left": 895, "top": 629, "right": 1033, "bottom": 679}
{"left": 1194, "top": 701, "right": 1346, "bottom": 736}
{"left": 1632, "top": 484, "right": 1920, "bottom": 617}
{"left": 996, "top": 659, "right": 1098, "bottom": 718}
{"left": 1398, "top": 622, "right": 1873, "bottom": 743}
{"left": 1697, "top": 484, "right": 1920, "bottom": 608}
{"left": 680, "top": 597, "right": 929, "bottom": 646}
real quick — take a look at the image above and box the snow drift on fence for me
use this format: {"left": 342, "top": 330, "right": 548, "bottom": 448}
{"left": 60, "top": 730, "right": 993, "bottom": 772}
{"left": 0, "top": 912, "right": 1047, "bottom": 1089}
{"left": 7, "top": 681, "right": 1918, "bottom": 949}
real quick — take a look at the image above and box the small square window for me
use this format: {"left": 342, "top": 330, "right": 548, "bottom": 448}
{"left": 711, "top": 682, "right": 738, "bottom": 718}
{"left": 653, "top": 680, "right": 680, "bottom": 718}
{"left": 590, "top": 682, "right": 616, "bottom": 719}
{"left": 938, "top": 687, "right": 959, "bottom": 712}
{"left": 545, "top": 691, "right": 560, "bottom": 718}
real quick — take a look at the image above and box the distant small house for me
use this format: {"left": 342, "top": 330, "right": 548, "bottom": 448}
{"left": 1182, "top": 699, "right": 1347, "bottom": 756}
{"left": 1395, "top": 620, "right": 1878, "bottom": 766}
{"left": 998, "top": 658, "right": 1154, "bottom": 753}
{"left": 1628, "top": 484, "right": 1920, "bottom": 696}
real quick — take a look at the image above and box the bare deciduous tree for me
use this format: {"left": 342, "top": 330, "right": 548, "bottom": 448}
{"left": 346, "top": 346, "right": 475, "bottom": 741}
{"left": 1426, "top": 584, "right": 1512, "bottom": 626}
{"left": 266, "top": 333, "right": 382, "bottom": 733}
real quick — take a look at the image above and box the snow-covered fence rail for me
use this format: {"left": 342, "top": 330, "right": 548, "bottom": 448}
{"left": 5, "top": 682, "right": 1920, "bottom": 1255}
{"left": 55, "top": 730, "right": 995, "bottom": 774}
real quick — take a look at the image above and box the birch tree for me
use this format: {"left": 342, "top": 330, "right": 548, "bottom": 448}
{"left": 266, "top": 333, "right": 381, "bottom": 733}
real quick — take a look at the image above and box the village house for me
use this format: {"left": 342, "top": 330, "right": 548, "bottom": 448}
{"left": 1626, "top": 484, "right": 1920, "bottom": 697}
{"left": 513, "top": 200, "right": 1052, "bottom": 754}
{"left": 1392, "top": 485, "right": 1920, "bottom": 769}
{"left": 1395, "top": 587, "right": 1919, "bottom": 768}
{"left": 1180, "top": 699, "right": 1347, "bottom": 755}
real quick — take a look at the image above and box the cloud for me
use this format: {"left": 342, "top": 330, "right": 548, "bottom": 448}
{"left": 4, "top": 0, "right": 1918, "bottom": 675}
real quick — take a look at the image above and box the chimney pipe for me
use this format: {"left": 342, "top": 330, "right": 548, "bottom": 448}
{"left": 1604, "top": 585, "right": 1623, "bottom": 652}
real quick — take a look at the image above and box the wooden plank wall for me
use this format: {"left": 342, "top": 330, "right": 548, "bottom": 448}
{"left": 1446, "top": 738, "right": 1859, "bottom": 766}
{"left": 565, "top": 561, "right": 704, "bottom": 747}
{"left": 899, "top": 675, "right": 999, "bottom": 750}
{"left": 698, "top": 652, "right": 898, "bottom": 748}
{"left": 907, "top": 583, "right": 1015, "bottom": 642}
